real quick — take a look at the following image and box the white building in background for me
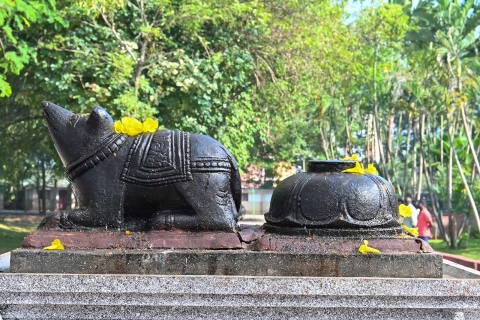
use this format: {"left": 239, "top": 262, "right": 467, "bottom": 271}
{"left": 23, "top": 185, "right": 75, "bottom": 212}
{"left": 241, "top": 188, "right": 274, "bottom": 215}
{"left": 1, "top": 184, "right": 75, "bottom": 213}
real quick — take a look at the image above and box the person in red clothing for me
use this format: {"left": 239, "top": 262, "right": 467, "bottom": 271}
{"left": 417, "top": 200, "right": 434, "bottom": 242}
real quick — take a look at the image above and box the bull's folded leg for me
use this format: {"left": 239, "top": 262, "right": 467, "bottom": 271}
{"left": 151, "top": 172, "right": 238, "bottom": 231}
{"left": 38, "top": 208, "right": 123, "bottom": 231}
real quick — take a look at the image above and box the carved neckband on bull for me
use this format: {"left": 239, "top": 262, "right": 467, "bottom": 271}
{"left": 64, "top": 133, "right": 127, "bottom": 182}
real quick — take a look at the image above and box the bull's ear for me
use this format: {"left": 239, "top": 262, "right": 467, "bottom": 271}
{"left": 87, "top": 106, "right": 113, "bottom": 127}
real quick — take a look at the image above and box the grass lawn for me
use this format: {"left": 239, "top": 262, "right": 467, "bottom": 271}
{"left": 429, "top": 238, "right": 480, "bottom": 261}
{"left": 0, "top": 214, "right": 44, "bottom": 254}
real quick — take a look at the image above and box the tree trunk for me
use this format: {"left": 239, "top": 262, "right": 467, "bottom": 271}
{"left": 394, "top": 112, "right": 402, "bottom": 161}
{"left": 426, "top": 115, "right": 434, "bottom": 179}
{"left": 372, "top": 46, "right": 390, "bottom": 182}
{"left": 390, "top": 155, "right": 403, "bottom": 196}
{"left": 373, "top": 115, "right": 380, "bottom": 163}
{"left": 384, "top": 115, "right": 402, "bottom": 195}
{"left": 420, "top": 118, "right": 448, "bottom": 242}
{"left": 329, "top": 129, "right": 336, "bottom": 159}
{"left": 366, "top": 115, "right": 371, "bottom": 163}
{"left": 449, "top": 121, "right": 480, "bottom": 242}
{"left": 411, "top": 117, "right": 418, "bottom": 199}
{"left": 440, "top": 114, "right": 444, "bottom": 166}
{"left": 447, "top": 121, "right": 455, "bottom": 248}
{"left": 445, "top": 115, "right": 453, "bottom": 246}
{"left": 344, "top": 106, "right": 352, "bottom": 156}
{"left": 432, "top": 114, "right": 436, "bottom": 147}
{"left": 392, "top": 112, "right": 403, "bottom": 197}
{"left": 416, "top": 114, "right": 424, "bottom": 200}
{"left": 320, "top": 118, "right": 330, "bottom": 159}
{"left": 471, "top": 142, "right": 480, "bottom": 182}
{"left": 460, "top": 105, "right": 480, "bottom": 175}
{"left": 402, "top": 112, "right": 412, "bottom": 198}
{"left": 36, "top": 176, "right": 41, "bottom": 214}
{"left": 41, "top": 160, "right": 47, "bottom": 215}
{"left": 134, "top": 37, "right": 149, "bottom": 98}
{"left": 387, "top": 114, "right": 394, "bottom": 163}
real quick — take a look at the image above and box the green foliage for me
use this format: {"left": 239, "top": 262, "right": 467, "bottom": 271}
{"left": 51, "top": 0, "right": 267, "bottom": 165}
{"left": 0, "top": 0, "right": 64, "bottom": 187}
{"left": 250, "top": 0, "right": 365, "bottom": 166}
{"left": 0, "top": 0, "right": 271, "bottom": 180}
{"left": 0, "top": 0, "right": 60, "bottom": 97}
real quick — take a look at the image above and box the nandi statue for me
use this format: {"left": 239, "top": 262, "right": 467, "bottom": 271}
{"left": 39, "top": 102, "right": 241, "bottom": 232}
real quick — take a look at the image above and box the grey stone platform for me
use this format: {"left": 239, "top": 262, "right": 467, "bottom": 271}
{"left": 10, "top": 248, "right": 443, "bottom": 278}
{"left": 1, "top": 273, "right": 480, "bottom": 319}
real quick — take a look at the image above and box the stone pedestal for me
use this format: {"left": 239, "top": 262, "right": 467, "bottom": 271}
{"left": 1, "top": 273, "right": 479, "bottom": 319}
{"left": 10, "top": 248, "right": 442, "bottom": 278}
{"left": 10, "top": 225, "right": 443, "bottom": 278}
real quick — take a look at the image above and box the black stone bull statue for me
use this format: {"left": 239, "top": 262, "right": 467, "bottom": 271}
{"left": 39, "top": 102, "right": 241, "bottom": 231}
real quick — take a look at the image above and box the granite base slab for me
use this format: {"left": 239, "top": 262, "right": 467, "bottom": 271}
{"left": 10, "top": 248, "right": 443, "bottom": 278}
{"left": 1, "top": 273, "right": 479, "bottom": 319}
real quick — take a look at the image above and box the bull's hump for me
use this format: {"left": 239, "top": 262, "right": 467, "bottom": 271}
{"left": 189, "top": 133, "right": 227, "bottom": 159}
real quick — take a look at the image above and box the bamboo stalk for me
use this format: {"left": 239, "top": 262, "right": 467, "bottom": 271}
{"left": 461, "top": 105, "right": 480, "bottom": 175}
{"left": 416, "top": 113, "right": 424, "bottom": 200}
{"left": 412, "top": 117, "right": 418, "bottom": 199}
{"left": 449, "top": 120, "right": 480, "bottom": 234}
{"left": 402, "top": 112, "right": 412, "bottom": 198}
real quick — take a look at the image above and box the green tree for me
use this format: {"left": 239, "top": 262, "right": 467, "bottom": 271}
{"left": 0, "top": 0, "right": 59, "bottom": 97}
{"left": 407, "top": 0, "right": 480, "bottom": 239}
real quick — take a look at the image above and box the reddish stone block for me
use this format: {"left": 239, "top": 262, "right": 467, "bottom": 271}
{"left": 21, "top": 230, "right": 243, "bottom": 250}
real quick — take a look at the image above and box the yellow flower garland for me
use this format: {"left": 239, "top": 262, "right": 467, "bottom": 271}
{"left": 114, "top": 117, "right": 159, "bottom": 136}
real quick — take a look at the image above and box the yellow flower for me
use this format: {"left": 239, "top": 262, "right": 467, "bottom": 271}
{"left": 402, "top": 225, "right": 419, "bottom": 237}
{"left": 143, "top": 118, "right": 159, "bottom": 133}
{"left": 399, "top": 204, "right": 413, "bottom": 218}
{"left": 364, "top": 163, "right": 378, "bottom": 175}
{"left": 342, "top": 161, "right": 365, "bottom": 174}
{"left": 113, "top": 117, "right": 159, "bottom": 136}
{"left": 342, "top": 154, "right": 359, "bottom": 161}
{"left": 43, "top": 239, "right": 65, "bottom": 250}
{"left": 114, "top": 121, "right": 123, "bottom": 133}
{"left": 125, "top": 230, "right": 131, "bottom": 235}
{"left": 121, "top": 117, "right": 144, "bottom": 136}
{"left": 358, "top": 240, "right": 381, "bottom": 254}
